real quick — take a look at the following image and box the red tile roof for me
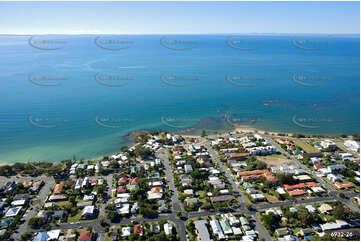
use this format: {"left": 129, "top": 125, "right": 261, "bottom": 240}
{"left": 130, "top": 178, "right": 139, "bottom": 185}
{"left": 117, "top": 186, "right": 127, "bottom": 193}
{"left": 314, "top": 163, "right": 323, "bottom": 169}
{"left": 335, "top": 182, "right": 354, "bottom": 189}
{"left": 237, "top": 169, "right": 269, "bottom": 177}
{"left": 79, "top": 231, "right": 92, "bottom": 241}
{"left": 134, "top": 225, "right": 143, "bottom": 236}
{"left": 305, "top": 182, "right": 319, "bottom": 187}
{"left": 284, "top": 183, "right": 305, "bottom": 190}
{"left": 265, "top": 175, "right": 278, "bottom": 182}
{"left": 240, "top": 170, "right": 277, "bottom": 182}
{"left": 90, "top": 180, "right": 97, "bottom": 186}
{"left": 53, "top": 182, "right": 64, "bottom": 194}
{"left": 242, "top": 174, "right": 264, "bottom": 181}
{"left": 288, "top": 189, "right": 306, "bottom": 196}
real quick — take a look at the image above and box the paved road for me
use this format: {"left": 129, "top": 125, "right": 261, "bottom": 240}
{"left": 12, "top": 177, "right": 55, "bottom": 240}
{"left": 156, "top": 148, "right": 183, "bottom": 213}
{"left": 4, "top": 135, "right": 359, "bottom": 241}
{"left": 155, "top": 148, "right": 186, "bottom": 241}
{"left": 264, "top": 135, "right": 360, "bottom": 212}
{"left": 204, "top": 142, "right": 272, "bottom": 241}
{"left": 204, "top": 142, "right": 247, "bottom": 205}
{"left": 96, "top": 174, "right": 113, "bottom": 240}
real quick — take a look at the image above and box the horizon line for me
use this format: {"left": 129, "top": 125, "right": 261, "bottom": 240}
{"left": 0, "top": 33, "right": 360, "bottom": 36}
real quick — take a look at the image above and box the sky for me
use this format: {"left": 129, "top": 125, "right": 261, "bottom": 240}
{"left": 0, "top": 1, "right": 359, "bottom": 35}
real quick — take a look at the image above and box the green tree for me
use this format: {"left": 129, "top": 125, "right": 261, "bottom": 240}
{"left": 107, "top": 211, "right": 117, "bottom": 222}
{"left": 261, "top": 213, "right": 280, "bottom": 231}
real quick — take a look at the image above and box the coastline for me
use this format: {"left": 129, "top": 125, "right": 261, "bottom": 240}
{"left": 0, "top": 123, "right": 357, "bottom": 166}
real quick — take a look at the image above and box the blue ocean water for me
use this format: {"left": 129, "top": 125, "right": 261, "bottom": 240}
{"left": 0, "top": 35, "right": 359, "bottom": 163}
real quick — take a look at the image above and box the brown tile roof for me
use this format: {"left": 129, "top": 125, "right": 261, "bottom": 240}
{"left": 229, "top": 153, "right": 248, "bottom": 159}
{"left": 150, "top": 186, "right": 163, "bottom": 193}
{"left": 237, "top": 169, "right": 269, "bottom": 177}
{"left": 118, "top": 177, "right": 128, "bottom": 184}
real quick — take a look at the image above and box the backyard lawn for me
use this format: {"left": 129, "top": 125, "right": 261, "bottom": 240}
{"left": 293, "top": 140, "right": 318, "bottom": 153}
{"left": 67, "top": 209, "right": 84, "bottom": 223}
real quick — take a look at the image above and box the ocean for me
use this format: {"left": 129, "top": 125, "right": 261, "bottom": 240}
{"left": 0, "top": 34, "right": 359, "bottom": 163}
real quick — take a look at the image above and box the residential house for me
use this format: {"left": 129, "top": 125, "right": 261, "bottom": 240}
{"left": 185, "top": 198, "right": 200, "bottom": 207}
{"left": 219, "top": 218, "right": 233, "bottom": 235}
{"left": 327, "top": 174, "right": 340, "bottom": 182}
{"left": 320, "top": 220, "right": 349, "bottom": 231}
{"left": 275, "top": 228, "right": 289, "bottom": 237}
{"left": 344, "top": 140, "right": 359, "bottom": 152}
{"left": 184, "top": 165, "right": 193, "bottom": 173}
{"left": 77, "top": 201, "right": 93, "bottom": 208}
{"left": 327, "top": 164, "right": 347, "bottom": 174}
{"left": 5, "top": 207, "right": 21, "bottom": 217}
{"left": 194, "top": 220, "right": 211, "bottom": 241}
{"left": 52, "top": 210, "right": 66, "bottom": 220}
{"left": 158, "top": 200, "right": 169, "bottom": 213}
{"left": 81, "top": 206, "right": 96, "bottom": 219}
{"left": 296, "top": 228, "right": 314, "bottom": 236}
{"left": 48, "top": 195, "right": 67, "bottom": 202}
{"left": 150, "top": 225, "right": 160, "bottom": 234}
{"left": 121, "top": 227, "right": 131, "bottom": 237}
{"left": 305, "top": 205, "right": 316, "bottom": 213}
{"left": 79, "top": 231, "right": 92, "bottom": 241}
{"left": 210, "top": 195, "right": 234, "bottom": 203}
{"left": 318, "top": 204, "right": 333, "bottom": 214}
{"left": 314, "top": 162, "right": 323, "bottom": 170}
{"left": 164, "top": 223, "right": 173, "bottom": 235}
{"left": 250, "top": 194, "right": 265, "bottom": 201}
{"left": 116, "top": 204, "right": 130, "bottom": 215}
{"left": 320, "top": 140, "right": 337, "bottom": 149}
{"left": 335, "top": 182, "right": 354, "bottom": 189}
{"left": 210, "top": 220, "right": 226, "bottom": 240}
{"left": 228, "top": 216, "right": 240, "bottom": 227}
{"left": 53, "top": 182, "right": 64, "bottom": 194}
{"left": 134, "top": 225, "right": 143, "bottom": 236}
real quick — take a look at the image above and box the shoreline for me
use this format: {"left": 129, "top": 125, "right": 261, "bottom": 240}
{"left": 0, "top": 124, "right": 358, "bottom": 166}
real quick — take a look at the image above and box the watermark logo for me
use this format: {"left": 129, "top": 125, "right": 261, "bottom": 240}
{"left": 94, "top": 36, "right": 135, "bottom": 50}
{"left": 292, "top": 73, "right": 330, "bottom": 87}
{"left": 95, "top": 116, "right": 134, "bottom": 129}
{"left": 28, "top": 36, "right": 67, "bottom": 50}
{"left": 224, "top": 113, "right": 260, "bottom": 126}
{"left": 28, "top": 116, "right": 68, "bottom": 128}
{"left": 292, "top": 39, "right": 329, "bottom": 50}
{"left": 161, "top": 73, "right": 200, "bottom": 87}
{"left": 292, "top": 114, "right": 332, "bottom": 129}
{"left": 160, "top": 36, "right": 199, "bottom": 51}
{"left": 160, "top": 115, "right": 199, "bottom": 129}
{"left": 226, "top": 36, "right": 264, "bottom": 50}
{"left": 95, "top": 72, "right": 134, "bottom": 87}
{"left": 28, "top": 73, "right": 67, "bottom": 87}
{"left": 226, "top": 74, "right": 264, "bottom": 87}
